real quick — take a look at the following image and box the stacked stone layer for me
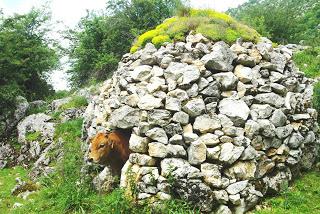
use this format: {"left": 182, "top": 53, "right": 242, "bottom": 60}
{"left": 83, "top": 34, "right": 319, "bottom": 213}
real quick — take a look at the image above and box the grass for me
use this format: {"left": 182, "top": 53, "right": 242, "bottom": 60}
{"left": 293, "top": 46, "right": 320, "bottom": 78}
{"left": 0, "top": 166, "right": 28, "bottom": 213}
{"left": 59, "top": 96, "right": 88, "bottom": 111}
{"left": 130, "top": 8, "right": 260, "bottom": 53}
{"left": 26, "top": 105, "right": 49, "bottom": 116}
{"left": 255, "top": 171, "right": 320, "bottom": 214}
{"left": 25, "top": 131, "right": 42, "bottom": 142}
{"left": 8, "top": 118, "right": 198, "bottom": 213}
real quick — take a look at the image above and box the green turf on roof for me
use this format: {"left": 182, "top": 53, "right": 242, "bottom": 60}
{"left": 130, "top": 9, "right": 261, "bottom": 53}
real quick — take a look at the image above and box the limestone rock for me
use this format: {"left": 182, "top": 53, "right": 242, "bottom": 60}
{"left": 201, "top": 41, "right": 236, "bottom": 72}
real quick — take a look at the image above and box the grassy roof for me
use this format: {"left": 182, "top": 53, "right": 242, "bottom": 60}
{"left": 130, "top": 9, "right": 261, "bottom": 53}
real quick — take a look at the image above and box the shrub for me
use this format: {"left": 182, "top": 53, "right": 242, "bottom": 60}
{"left": 293, "top": 47, "right": 320, "bottom": 78}
{"left": 131, "top": 9, "right": 261, "bottom": 52}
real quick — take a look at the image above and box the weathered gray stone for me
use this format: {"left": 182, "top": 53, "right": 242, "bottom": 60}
{"left": 131, "top": 65, "right": 152, "bottom": 81}
{"left": 193, "top": 114, "right": 221, "bottom": 133}
{"left": 234, "top": 65, "right": 253, "bottom": 83}
{"left": 255, "top": 93, "right": 285, "bottom": 108}
{"left": 198, "top": 133, "right": 220, "bottom": 146}
{"left": 258, "top": 119, "right": 276, "bottom": 137}
{"left": 172, "top": 111, "right": 189, "bottom": 125}
{"left": 287, "top": 132, "right": 304, "bottom": 149}
{"left": 226, "top": 180, "right": 248, "bottom": 195}
{"left": 109, "top": 106, "right": 140, "bottom": 129}
{"left": 219, "top": 98, "right": 250, "bottom": 125}
{"left": 137, "top": 94, "right": 163, "bottom": 110}
{"left": 188, "top": 141, "right": 207, "bottom": 165}
{"left": 182, "top": 97, "right": 206, "bottom": 117}
{"left": 213, "top": 72, "right": 238, "bottom": 90}
{"left": 129, "top": 134, "right": 149, "bottom": 153}
{"left": 146, "top": 127, "right": 168, "bottom": 144}
{"left": 225, "top": 161, "right": 256, "bottom": 180}
{"left": 250, "top": 104, "right": 273, "bottom": 119}
{"left": 201, "top": 41, "right": 236, "bottom": 72}
{"left": 270, "top": 109, "right": 287, "bottom": 127}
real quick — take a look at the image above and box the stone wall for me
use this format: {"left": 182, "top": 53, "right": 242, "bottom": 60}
{"left": 83, "top": 34, "right": 319, "bottom": 213}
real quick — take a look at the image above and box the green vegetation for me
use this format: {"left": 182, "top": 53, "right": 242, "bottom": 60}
{"left": 0, "top": 166, "right": 28, "bottom": 213}
{"left": 255, "top": 171, "right": 320, "bottom": 214}
{"left": 59, "top": 96, "right": 88, "bottom": 110}
{"left": 228, "top": 0, "right": 320, "bottom": 45}
{"left": 68, "top": 0, "right": 184, "bottom": 87}
{"left": 0, "top": 8, "right": 59, "bottom": 118}
{"left": 293, "top": 47, "right": 320, "bottom": 78}
{"left": 25, "top": 131, "right": 42, "bottom": 142}
{"left": 26, "top": 105, "right": 49, "bottom": 116}
{"left": 10, "top": 118, "right": 198, "bottom": 213}
{"left": 131, "top": 9, "right": 260, "bottom": 53}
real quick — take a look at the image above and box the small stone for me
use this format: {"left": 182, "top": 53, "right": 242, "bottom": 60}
{"left": 229, "top": 194, "right": 241, "bottom": 205}
{"left": 129, "top": 153, "right": 156, "bottom": 166}
{"left": 250, "top": 104, "right": 273, "bottom": 119}
{"left": 275, "top": 125, "right": 293, "bottom": 139}
{"left": 146, "top": 127, "right": 168, "bottom": 144}
{"left": 225, "top": 161, "right": 256, "bottom": 180}
{"left": 270, "top": 109, "right": 287, "bottom": 127}
{"left": 182, "top": 97, "right": 206, "bottom": 117}
{"left": 258, "top": 119, "right": 276, "bottom": 137}
{"left": 219, "top": 98, "right": 250, "bottom": 125}
{"left": 226, "top": 180, "right": 248, "bottom": 195}
{"left": 193, "top": 114, "right": 221, "bottom": 133}
{"left": 255, "top": 93, "right": 285, "bottom": 108}
{"left": 201, "top": 41, "right": 236, "bottom": 72}
{"left": 198, "top": 133, "right": 220, "bottom": 146}
{"left": 287, "top": 132, "right": 304, "bottom": 149}
{"left": 213, "top": 190, "right": 229, "bottom": 204}
{"left": 207, "top": 146, "right": 221, "bottom": 160}
{"left": 213, "top": 72, "right": 238, "bottom": 90}
{"left": 234, "top": 65, "right": 253, "bottom": 83}
{"left": 148, "top": 142, "right": 169, "bottom": 158}
{"left": 129, "top": 134, "right": 149, "bottom": 153}
{"left": 216, "top": 205, "right": 232, "bottom": 214}
{"left": 137, "top": 94, "right": 163, "bottom": 110}
{"left": 172, "top": 111, "right": 189, "bottom": 125}
{"left": 131, "top": 65, "right": 152, "bottom": 81}
{"left": 188, "top": 141, "right": 207, "bottom": 165}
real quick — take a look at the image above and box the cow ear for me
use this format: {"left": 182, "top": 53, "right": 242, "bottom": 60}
{"left": 110, "top": 140, "right": 114, "bottom": 149}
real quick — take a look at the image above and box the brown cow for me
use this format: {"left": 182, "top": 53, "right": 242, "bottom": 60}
{"left": 88, "top": 130, "right": 130, "bottom": 174}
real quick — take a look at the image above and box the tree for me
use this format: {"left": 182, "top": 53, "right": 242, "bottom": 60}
{"left": 228, "top": 0, "right": 320, "bottom": 44}
{"left": 68, "top": 0, "right": 184, "bottom": 87}
{"left": 0, "top": 8, "right": 59, "bottom": 117}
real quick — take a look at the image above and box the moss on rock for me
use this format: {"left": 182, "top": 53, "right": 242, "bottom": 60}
{"left": 131, "top": 9, "right": 261, "bottom": 53}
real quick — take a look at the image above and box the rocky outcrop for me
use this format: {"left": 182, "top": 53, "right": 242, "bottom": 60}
{"left": 83, "top": 35, "right": 319, "bottom": 213}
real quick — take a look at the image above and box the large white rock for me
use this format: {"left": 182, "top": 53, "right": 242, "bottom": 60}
{"left": 201, "top": 41, "right": 236, "bottom": 72}
{"left": 226, "top": 180, "right": 248, "bottom": 195}
{"left": 193, "top": 114, "right": 221, "bottom": 133}
{"left": 146, "top": 127, "right": 168, "bottom": 144}
{"left": 213, "top": 72, "right": 238, "bottom": 90}
{"left": 131, "top": 65, "right": 152, "bottom": 81}
{"left": 129, "top": 134, "right": 149, "bottom": 153}
{"left": 255, "top": 93, "right": 285, "bottom": 108}
{"left": 188, "top": 141, "right": 207, "bottom": 165}
{"left": 218, "top": 98, "right": 250, "bottom": 125}
{"left": 109, "top": 105, "right": 140, "bottom": 129}
{"left": 234, "top": 65, "right": 253, "bottom": 83}
{"left": 182, "top": 97, "right": 206, "bottom": 117}
{"left": 137, "top": 94, "right": 163, "bottom": 110}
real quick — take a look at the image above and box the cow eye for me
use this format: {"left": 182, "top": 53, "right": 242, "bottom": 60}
{"left": 99, "top": 144, "right": 105, "bottom": 149}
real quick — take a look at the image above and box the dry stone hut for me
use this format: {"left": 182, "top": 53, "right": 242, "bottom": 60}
{"left": 82, "top": 33, "right": 319, "bottom": 213}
